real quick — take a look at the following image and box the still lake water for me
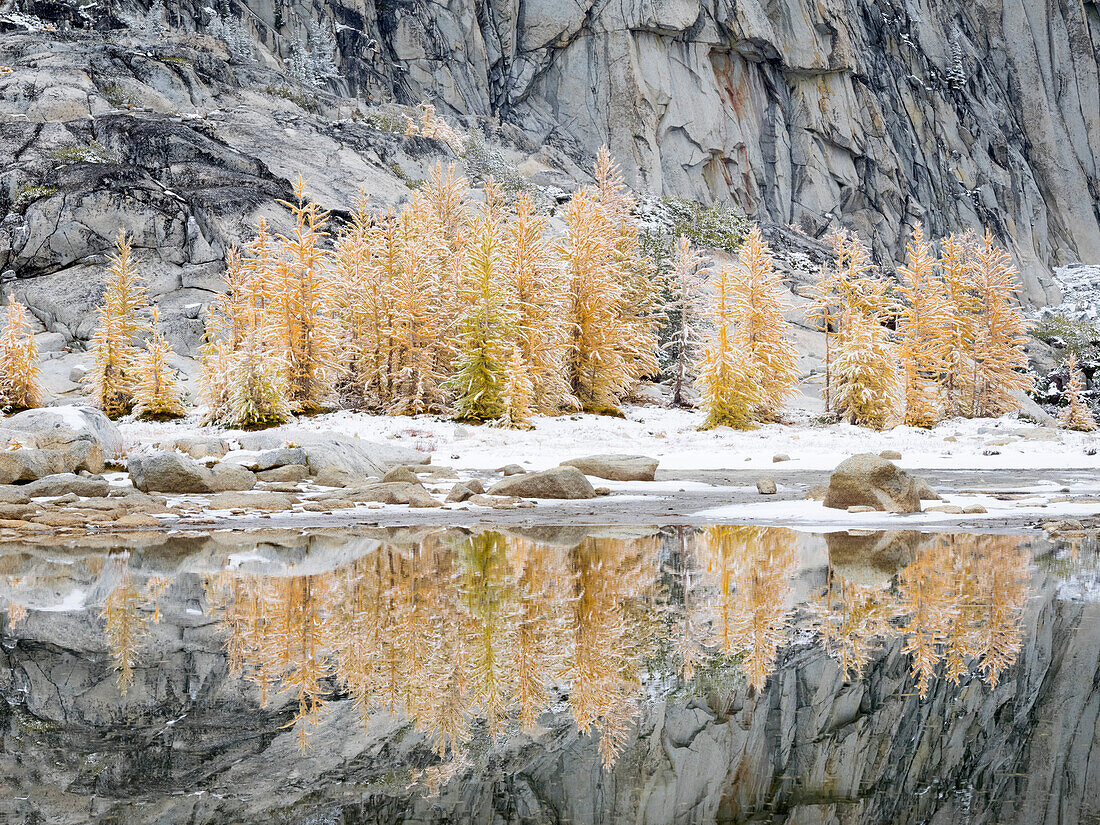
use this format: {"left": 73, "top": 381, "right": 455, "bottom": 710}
{"left": 2, "top": 525, "right": 1098, "bottom": 824}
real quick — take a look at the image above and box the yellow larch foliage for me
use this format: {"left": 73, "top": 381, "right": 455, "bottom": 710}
{"left": 86, "top": 230, "right": 151, "bottom": 418}
{"left": 897, "top": 223, "right": 952, "bottom": 427}
{"left": 591, "top": 147, "right": 662, "bottom": 386}
{"left": 100, "top": 560, "right": 149, "bottom": 694}
{"left": 449, "top": 189, "right": 515, "bottom": 423}
{"left": 698, "top": 267, "right": 766, "bottom": 429}
{"left": 728, "top": 226, "right": 800, "bottom": 419}
{"left": 386, "top": 191, "right": 454, "bottom": 414}
{"left": 699, "top": 526, "right": 799, "bottom": 691}
{"left": 832, "top": 307, "right": 902, "bottom": 429}
{"left": 559, "top": 189, "right": 636, "bottom": 414}
{"left": 200, "top": 232, "right": 292, "bottom": 428}
{"left": 502, "top": 344, "right": 535, "bottom": 429}
{"left": 937, "top": 231, "right": 980, "bottom": 415}
{"left": 664, "top": 235, "right": 709, "bottom": 408}
{"left": 132, "top": 307, "right": 185, "bottom": 420}
{"left": 331, "top": 193, "right": 377, "bottom": 403}
{"left": 967, "top": 229, "right": 1032, "bottom": 417}
{"left": 273, "top": 177, "right": 344, "bottom": 413}
{"left": 0, "top": 299, "right": 43, "bottom": 411}
{"left": 507, "top": 192, "right": 571, "bottom": 412}
{"left": 1060, "top": 353, "right": 1096, "bottom": 431}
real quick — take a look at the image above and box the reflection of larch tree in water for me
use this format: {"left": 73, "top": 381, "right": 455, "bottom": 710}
{"left": 207, "top": 533, "right": 658, "bottom": 769}
{"left": 808, "top": 573, "right": 898, "bottom": 680}
{"left": 196, "top": 528, "right": 1030, "bottom": 784}
{"left": 811, "top": 534, "right": 1029, "bottom": 697}
{"left": 100, "top": 556, "right": 169, "bottom": 694}
{"left": 699, "top": 526, "right": 799, "bottom": 691}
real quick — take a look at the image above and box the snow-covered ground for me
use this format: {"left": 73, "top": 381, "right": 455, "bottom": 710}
{"left": 121, "top": 404, "right": 1099, "bottom": 474}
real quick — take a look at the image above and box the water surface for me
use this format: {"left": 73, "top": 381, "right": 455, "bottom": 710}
{"left": 2, "top": 525, "right": 1098, "bottom": 824}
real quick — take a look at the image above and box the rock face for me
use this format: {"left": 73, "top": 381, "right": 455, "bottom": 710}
{"left": 1, "top": 0, "right": 1098, "bottom": 362}
{"left": 823, "top": 453, "right": 923, "bottom": 513}
{"left": 561, "top": 454, "right": 659, "bottom": 482}
{"left": 488, "top": 466, "right": 596, "bottom": 499}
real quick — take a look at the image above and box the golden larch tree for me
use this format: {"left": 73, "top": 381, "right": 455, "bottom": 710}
{"left": 937, "top": 231, "right": 979, "bottom": 415}
{"left": 132, "top": 307, "right": 185, "bottom": 419}
{"left": 559, "top": 190, "right": 635, "bottom": 414}
{"left": 507, "top": 192, "right": 572, "bottom": 412}
{"left": 200, "top": 235, "right": 293, "bottom": 428}
{"left": 897, "top": 223, "right": 952, "bottom": 427}
{"left": 87, "top": 230, "right": 151, "bottom": 418}
{"left": 698, "top": 267, "right": 766, "bottom": 429}
{"left": 0, "top": 298, "right": 43, "bottom": 411}
{"left": 449, "top": 191, "right": 515, "bottom": 423}
{"left": 832, "top": 308, "right": 902, "bottom": 430}
{"left": 1060, "top": 353, "right": 1096, "bottom": 431}
{"left": 272, "top": 177, "right": 344, "bottom": 413}
{"left": 729, "top": 226, "right": 800, "bottom": 418}
{"left": 591, "top": 147, "right": 662, "bottom": 386}
{"left": 967, "top": 229, "right": 1032, "bottom": 417}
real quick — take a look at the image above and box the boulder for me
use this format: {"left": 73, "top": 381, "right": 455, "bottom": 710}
{"left": 756, "top": 477, "right": 777, "bottom": 495}
{"left": 209, "top": 492, "right": 296, "bottom": 512}
{"left": 22, "top": 473, "right": 110, "bottom": 498}
{"left": 823, "top": 454, "right": 923, "bottom": 514}
{"left": 349, "top": 482, "right": 439, "bottom": 508}
{"left": 224, "top": 447, "right": 307, "bottom": 472}
{"left": 496, "top": 464, "right": 526, "bottom": 476}
{"left": 4, "top": 405, "right": 122, "bottom": 457}
{"left": 383, "top": 465, "right": 422, "bottom": 484}
{"left": 772, "top": 454, "right": 791, "bottom": 463}
{"left": 256, "top": 464, "right": 309, "bottom": 483}
{"left": 209, "top": 464, "right": 258, "bottom": 492}
{"left": 488, "top": 467, "right": 596, "bottom": 499}
{"left": 168, "top": 436, "right": 230, "bottom": 460}
{"left": 879, "top": 450, "right": 902, "bottom": 461}
{"left": 129, "top": 451, "right": 214, "bottom": 493}
{"left": 128, "top": 451, "right": 256, "bottom": 493}
{"left": 560, "top": 454, "right": 658, "bottom": 481}
{"left": 915, "top": 480, "right": 942, "bottom": 501}
{"left": 804, "top": 484, "right": 829, "bottom": 501}
{"left": 0, "top": 487, "right": 31, "bottom": 504}
{"left": 239, "top": 432, "right": 428, "bottom": 481}
{"left": 445, "top": 481, "right": 479, "bottom": 503}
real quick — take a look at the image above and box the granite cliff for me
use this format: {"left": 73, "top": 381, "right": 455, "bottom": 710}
{"left": 1, "top": 0, "right": 1098, "bottom": 361}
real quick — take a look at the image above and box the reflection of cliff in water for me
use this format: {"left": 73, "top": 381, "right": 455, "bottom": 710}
{"left": 0, "top": 526, "right": 1096, "bottom": 824}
